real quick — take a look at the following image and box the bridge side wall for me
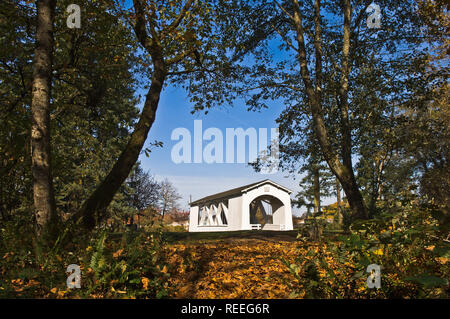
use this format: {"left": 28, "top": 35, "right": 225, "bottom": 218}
{"left": 188, "top": 196, "right": 242, "bottom": 232}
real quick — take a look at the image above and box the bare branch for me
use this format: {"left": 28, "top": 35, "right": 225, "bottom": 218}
{"left": 167, "top": 67, "right": 216, "bottom": 76}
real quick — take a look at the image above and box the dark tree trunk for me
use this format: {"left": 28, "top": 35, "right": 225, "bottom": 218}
{"left": 291, "top": 0, "right": 368, "bottom": 220}
{"left": 31, "top": 0, "right": 57, "bottom": 238}
{"left": 336, "top": 177, "right": 341, "bottom": 212}
{"left": 313, "top": 165, "right": 320, "bottom": 215}
{"left": 335, "top": 177, "right": 343, "bottom": 224}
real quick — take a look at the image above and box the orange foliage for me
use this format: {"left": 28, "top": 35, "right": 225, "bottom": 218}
{"left": 165, "top": 239, "right": 300, "bottom": 298}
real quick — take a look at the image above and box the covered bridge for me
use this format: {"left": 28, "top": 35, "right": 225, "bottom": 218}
{"left": 189, "top": 179, "right": 293, "bottom": 232}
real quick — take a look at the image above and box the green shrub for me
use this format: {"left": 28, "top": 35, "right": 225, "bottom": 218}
{"left": 0, "top": 222, "right": 170, "bottom": 298}
{"left": 285, "top": 201, "right": 450, "bottom": 298}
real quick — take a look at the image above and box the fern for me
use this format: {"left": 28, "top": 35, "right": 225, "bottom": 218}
{"left": 90, "top": 231, "right": 107, "bottom": 273}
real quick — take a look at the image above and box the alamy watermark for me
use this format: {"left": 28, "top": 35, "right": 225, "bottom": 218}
{"left": 66, "top": 264, "right": 81, "bottom": 289}
{"left": 366, "top": 3, "right": 382, "bottom": 29}
{"left": 66, "top": 4, "right": 81, "bottom": 29}
{"left": 170, "top": 120, "right": 280, "bottom": 174}
{"left": 366, "top": 264, "right": 381, "bottom": 289}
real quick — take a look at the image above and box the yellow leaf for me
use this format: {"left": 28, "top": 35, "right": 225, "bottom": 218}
{"left": 373, "top": 248, "right": 383, "bottom": 256}
{"left": 142, "top": 277, "right": 149, "bottom": 290}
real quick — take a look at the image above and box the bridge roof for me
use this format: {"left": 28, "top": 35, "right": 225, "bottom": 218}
{"left": 189, "top": 179, "right": 292, "bottom": 206}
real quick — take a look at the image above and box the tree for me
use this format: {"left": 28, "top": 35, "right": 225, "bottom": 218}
{"left": 296, "top": 161, "right": 334, "bottom": 215}
{"left": 277, "top": 0, "right": 368, "bottom": 219}
{"left": 158, "top": 179, "right": 181, "bottom": 221}
{"left": 30, "top": 0, "right": 57, "bottom": 238}
{"left": 186, "top": 0, "right": 439, "bottom": 220}
{"left": 74, "top": 0, "right": 227, "bottom": 230}
{"left": 52, "top": 0, "right": 142, "bottom": 221}
{"left": 353, "top": 0, "right": 449, "bottom": 218}
{"left": 0, "top": 1, "right": 35, "bottom": 221}
{"left": 124, "top": 163, "right": 160, "bottom": 212}
{"left": 0, "top": 0, "right": 142, "bottom": 229}
{"left": 169, "top": 209, "right": 190, "bottom": 223}
{"left": 405, "top": 0, "right": 449, "bottom": 215}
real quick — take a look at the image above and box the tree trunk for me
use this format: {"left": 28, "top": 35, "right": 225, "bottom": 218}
{"left": 31, "top": 0, "right": 57, "bottom": 238}
{"left": 291, "top": 0, "right": 368, "bottom": 220}
{"left": 369, "top": 159, "right": 384, "bottom": 216}
{"left": 335, "top": 177, "right": 343, "bottom": 224}
{"left": 336, "top": 177, "right": 341, "bottom": 212}
{"left": 313, "top": 165, "right": 320, "bottom": 215}
{"left": 376, "top": 159, "right": 384, "bottom": 200}
{"left": 74, "top": 56, "right": 166, "bottom": 230}
{"left": 161, "top": 203, "right": 167, "bottom": 222}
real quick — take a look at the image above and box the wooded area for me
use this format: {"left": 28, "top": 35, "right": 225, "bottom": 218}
{"left": 0, "top": 0, "right": 448, "bottom": 299}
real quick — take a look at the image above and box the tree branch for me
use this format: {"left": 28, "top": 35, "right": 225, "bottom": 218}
{"left": 132, "top": 0, "right": 154, "bottom": 51}
{"left": 166, "top": 48, "right": 195, "bottom": 65}
{"left": 273, "top": 0, "right": 295, "bottom": 22}
{"left": 270, "top": 22, "right": 298, "bottom": 52}
{"left": 313, "top": 0, "right": 323, "bottom": 94}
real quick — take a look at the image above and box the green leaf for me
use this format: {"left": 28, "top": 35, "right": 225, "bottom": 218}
{"left": 350, "top": 270, "right": 365, "bottom": 280}
{"left": 433, "top": 246, "right": 450, "bottom": 258}
{"left": 405, "top": 274, "right": 449, "bottom": 288}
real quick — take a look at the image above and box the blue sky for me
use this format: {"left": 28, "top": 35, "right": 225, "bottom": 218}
{"left": 122, "top": 1, "right": 340, "bottom": 216}
{"left": 136, "top": 83, "right": 336, "bottom": 216}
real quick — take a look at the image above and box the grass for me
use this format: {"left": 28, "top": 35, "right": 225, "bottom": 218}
{"left": 108, "top": 229, "right": 300, "bottom": 243}
{"left": 162, "top": 230, "right": 299, "bottom": 243}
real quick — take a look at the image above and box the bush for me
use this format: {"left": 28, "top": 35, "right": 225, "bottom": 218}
{"left": 285, "top": 201, "right": 450, "bottom": 298}
{"left": 0, "top": 222, "right": 170, "bottom": 298}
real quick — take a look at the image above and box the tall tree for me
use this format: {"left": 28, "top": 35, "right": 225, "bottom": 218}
{"left": 0, "top": 1, "right": 35, "bottom": 221}
{"left": 52, "top": 0, "right": 141, "bottom": 219}
{"left": 31, "top": 0, "right": 57, "bottom": 237}
{"left": 158, "top": 178, "right": 182, "bottom": 221}
{"left": 187, "top": 0, "right": 436, "bottom": 220}
{"left": 74, "top": 0, "right": 226, "bottom": 230}
{"left": 0, "top": 0, "right": 142, "bottom": 228}
{"left": 284, "top": 0, "right": 367, "bottom": 219}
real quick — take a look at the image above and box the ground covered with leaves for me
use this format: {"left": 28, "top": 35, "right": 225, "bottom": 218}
{"left": 165, "top": 239, "right": 299, "bottom": 298}
{"left": 1, "top": 202, "right": 449, "bottom": 299}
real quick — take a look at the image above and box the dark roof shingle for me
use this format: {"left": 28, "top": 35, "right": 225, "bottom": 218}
{"left": 189, "top": 179, "right": 291, "bottom": 206}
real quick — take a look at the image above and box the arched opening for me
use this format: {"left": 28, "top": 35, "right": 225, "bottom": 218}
{"left": 249, "top": 195, "right": 284, "bottom": 230}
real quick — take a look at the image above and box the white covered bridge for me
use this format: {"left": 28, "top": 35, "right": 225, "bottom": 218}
{"left": 189, "top": 179, "right": 293, "bottom": 232}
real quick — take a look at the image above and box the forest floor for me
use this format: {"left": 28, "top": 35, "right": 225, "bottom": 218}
{"left": 164, "top": 235, "right": 303, "bottom": 298}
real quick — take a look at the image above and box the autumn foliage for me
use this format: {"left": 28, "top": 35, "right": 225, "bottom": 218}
{"left": 166, "top": 240, "right": 299, "bottom": 298}
{"left": 2, "top": 199, "right": 448, "bottom": 299}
